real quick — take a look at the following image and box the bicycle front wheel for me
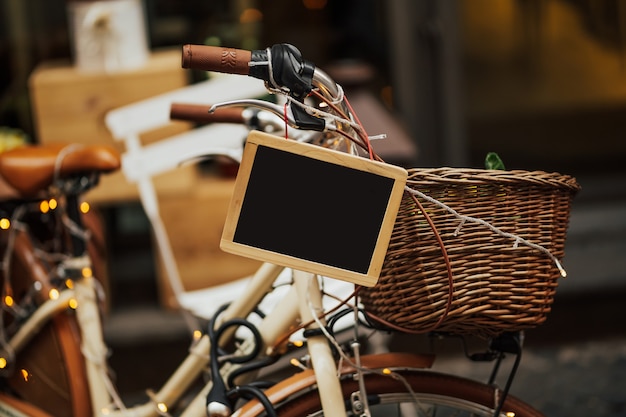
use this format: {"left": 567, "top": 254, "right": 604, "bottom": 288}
{"left": 269, "top": 369, "right": 544, "bottom": 417}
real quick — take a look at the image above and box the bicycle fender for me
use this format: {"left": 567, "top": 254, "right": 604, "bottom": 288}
{"left": 234, "top": 352, "right": 434, "bottom": 417}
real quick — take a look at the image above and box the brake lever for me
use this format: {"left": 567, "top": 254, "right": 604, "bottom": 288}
{"left": 210, "top": 99, "right": 297, "bottom": 126}
{"left": 210, "top": 99, "right": 327, "bottom": 132}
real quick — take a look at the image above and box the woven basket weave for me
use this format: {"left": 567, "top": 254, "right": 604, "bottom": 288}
{"left": 360, "top": 168, "right": 580, "bottom": 338}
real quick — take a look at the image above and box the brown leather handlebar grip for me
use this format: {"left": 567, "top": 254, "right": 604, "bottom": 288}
{"left": 181, "top": 44, "right": 251, "bottom": 75}
{"left": 170, "top": 103, "right": 245, "bottom": 124}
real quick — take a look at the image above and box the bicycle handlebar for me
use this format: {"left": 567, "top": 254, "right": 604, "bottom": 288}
{"left": 181, "top": 44, "right": 316, "bottom": 101}
{"left": 180, "top": 43, "right": 349, "bottom": 136}
{"left": 182, "top": 45, "right": 252, "bottom": 75}
{"left": 170, "top": 103, "right": 244, "bottom": 124}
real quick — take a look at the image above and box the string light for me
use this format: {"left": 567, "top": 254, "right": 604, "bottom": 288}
{"left": 146, "top": 390, "right": 169, "bottom": 416}
{"left": 289, "top": 358, "right": 308, "bottom": 371}
{"left": 0, "top": 358, "right": 7, "bottom": 369}
{"left": 193, "top": 330, "right": 202, "bottom": 341}
{"left": 69, "top": 299, "right": 78, "bottom": 309}
{"left": 39, "top": 200, "right": 49, "bottom": 214}
{"left": 80, "top": 202, "right": 90, "bottom": 214}
{"left": 65, "top": 279, "right": 74, "bottom": 289}
{"left": 48, "top": 198, "right": 58, "bottom": 210}
{"left": 49, "top": 289, "right": 60, "bottom": 300}
{"left": 82, "top": 267, "right": 93, "bottom": 278}
{"left": 0, "top": 218, "right": 10, "bottom": 230}
{"left": 4, "top": 295, "right": 13, "bottom": 307}
{"left": 20, "top": 369, "right": 29, "bottom": 382}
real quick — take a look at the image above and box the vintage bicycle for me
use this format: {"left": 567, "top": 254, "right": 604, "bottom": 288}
{"left": 0, "top": 42, "right": 579, "bottom": 417}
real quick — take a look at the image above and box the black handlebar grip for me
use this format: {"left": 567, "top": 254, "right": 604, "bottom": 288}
{"left": 170, "top": 103, "right": 245, "bottom": 124}
{"left": 181, "top": 44, "right": 251, "bottom": 75}
{"left": 181, "top": 43, "right": 314, "bottom": 101}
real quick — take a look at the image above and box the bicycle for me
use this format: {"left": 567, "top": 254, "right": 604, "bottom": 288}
{"left": 0, "top": 42, "right": 580, "bottom": 417}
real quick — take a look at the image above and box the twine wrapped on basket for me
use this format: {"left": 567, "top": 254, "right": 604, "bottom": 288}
{"left": 360, "top": 168, "right": 581, "bottom": 338}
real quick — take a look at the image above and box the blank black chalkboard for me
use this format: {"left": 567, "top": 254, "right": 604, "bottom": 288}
{"left": 221, "top": 131, "right": 407, "bottom": 287}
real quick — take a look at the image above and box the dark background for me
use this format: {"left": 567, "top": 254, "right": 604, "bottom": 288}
{"left": 1, "top": 1, "right": 625, "bottom": 416}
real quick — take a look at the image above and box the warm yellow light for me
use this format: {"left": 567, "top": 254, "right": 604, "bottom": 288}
{"left": 290, "top": 358, "right": 301, "bottom": 367}
{"left": 69, "top": 299, "right": 78, "bottom": 309}
{"left": 0, "top": 218, "right": 10, "bottom": 230}
{"left": 382, "top": 368, "right": 392, "bottom": 375}
{"left": 193, "top": 330, "right": 202, "bottom": 340}
{"left": 65, "top": 279, "right": 74, "bottom": 289}
{"left": 21, "top": 369, "right": 29, "bottom": 381}
{"left": 506, "top": 412, "right": 516, "bottom": 417}
{"left": 292, "top": 340, "right": 304, "bottom": 348}
{"left": 4, "top": 295, "right": 13, "bottom": 307}
{"left": 240, "top": 8, "right": 262, "bottom": 24}
{"left": 289, "top": 358, "right": 308, "bottom": 371}
{"left": 0, "top": 358, "right": 7, "bottom": 369}
{"left": 49, "top": 289, "right": 60, "bottom": 300}
{"left": 80, "top": 202, "right": 90, "bottom": 214}
{"left": 48, "top": 198, "right": 57, "bottom": 210}
{"left": 39, "top": 200, "right": 49, "bottom": 214}
{"left": 82, "top": 267, "right": 93, "bottom": 278}
{"left": 157, "top": 403, "right": 168, "bottom": 413}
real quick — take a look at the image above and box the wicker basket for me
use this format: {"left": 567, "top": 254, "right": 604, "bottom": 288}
{"left": 360, "top": 168, "right": 580, "bottom": 338}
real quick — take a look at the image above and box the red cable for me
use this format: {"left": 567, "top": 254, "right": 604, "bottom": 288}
{"left": 283, "top": 102, "right": 289, "bottom": 139}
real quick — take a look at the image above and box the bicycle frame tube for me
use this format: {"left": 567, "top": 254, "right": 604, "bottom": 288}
{"left": 97, "top": 262, "right": 281, "bottom": 417}
{"left": 178, "top": 270, "right": 348, "bottom": 417}
{"left": 73, "top": 276, "right": 113, "bottom": 413}
{"left": 178, "top": 280, "right": 302, "bottom": 417}
{"left": 293, "top": 270, "right": 347, "bottom": 417}
{"left": 0, "top": 291, "right": 75, "bottom": 356}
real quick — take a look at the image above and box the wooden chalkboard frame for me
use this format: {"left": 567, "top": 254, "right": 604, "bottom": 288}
{"left": 220, "top": 131, "right": 408, "bottom": 287}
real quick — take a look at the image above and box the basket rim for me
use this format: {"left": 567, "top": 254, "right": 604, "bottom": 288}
{"left": 405, "top": 167, "right": 581, "bottom": 192}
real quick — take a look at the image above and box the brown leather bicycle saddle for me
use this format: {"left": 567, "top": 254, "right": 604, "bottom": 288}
{"left": 0, "top": 143, "right": 121, "bottom": 197}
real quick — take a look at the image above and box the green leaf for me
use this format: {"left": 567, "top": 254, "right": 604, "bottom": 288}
{"left": 484, "top": 152, "right": 505, "bottom": 170}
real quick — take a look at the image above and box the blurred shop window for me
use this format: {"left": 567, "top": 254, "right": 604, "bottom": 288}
{"left": 461, "top": 0, "right": 626, "bottom": 174}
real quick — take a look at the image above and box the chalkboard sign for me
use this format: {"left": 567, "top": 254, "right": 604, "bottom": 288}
{"left": 221, "top": 131, "right": 408, "bottom": 287}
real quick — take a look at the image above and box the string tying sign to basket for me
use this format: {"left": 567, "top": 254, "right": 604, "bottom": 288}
{"left": 405, "top": 186, "right": 568, "bottom": 277}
